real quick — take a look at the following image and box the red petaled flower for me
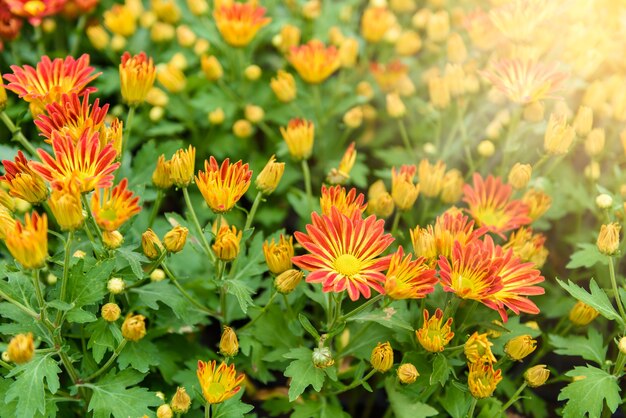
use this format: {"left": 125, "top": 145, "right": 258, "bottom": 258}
{"left": 213, "top": 0, "right": 271, "bottom": 47}
{"left": 320, "top": 185, "right": 367, "bottom": 219}
{"left": 0, "top": 1, "right": 23, "bottom": 41}
{"left": 1, "top": 150, "right": 49, "bottom": 204}
{"left": 438, "top": 240, "right": 504, "bottom": 307}
{"left": 3, "top": 54, "right": 100, "bottom": 114}
{"left": 384, "top": 246, "right": 438, "bottom": 300}
{"left": 463, "top": 173, "right": 531, "bottom": 237}
{"left": 483, "top": 235, "right": 545, "bottom": 321}
{"left": 90, "top": 178, "right": 141, "bottom": 232}
{"left": 30, "top": 131, "right": 119, "bottom": 193}
{"left": 293, "top": 208, "right": 394, "bottom": 301}
{"left": 5, "top": 0, "right": 65, "bottom": 25}
{"left": 35, "top": 92, "right": 109, "bottom": 143}
{"left": 195, "top": 156, "right": 253, "bottom": 213}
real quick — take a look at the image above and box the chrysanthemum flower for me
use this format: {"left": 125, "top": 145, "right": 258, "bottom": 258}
{"left": 30, "top": 131, "right": 120, "bottom": 193}
{"left": 327, "top": 142, "right": 356, "bottom": 185}
{"left": 483, "top": 236, "right": 544, "bottom": 321}
{"left": 481, "top": 59, "right": 567, "bottom": 104}
{"left": 1, "top": 151, "right": 49, "bottom": 204}
{"left": 281, "top": 118, "right": 314, "bottom": 160}
{"left": 370, "top": 60, "right": 408, "bottom": 92}
{"left": 91, "top": 178, "right": 141, "bottom": 232}
{"left": 384, "top": 246, "right": 437, "bottom": 300}
{"left": 293, "top": 208, "right": 394, "bottom": 301}
{"left": 4, "top": 211, "right": 48, "bottom": 269}
{"left": 3, "top": 54, "right": 100, "bottom": 114}
{"left": 35, "top": 93, "right": 109, "bottom": 143}
{"left": 438, "top": 240, "right": 504, "bottom": 306}
{"left": 0, "top": 2, "right": 23, "bottom": 42}
{"left": 391, "top": 164, "right": 420, "bottom": 211}
{"left": 197, "top": 360, "right": 245, "bottom": 405}
{"left": 170, "top": 145, "right": 195, "bottom": 187}
{"left": 5, "top": 0, "right": 64, "bottom": 25}
{"left": 468, "top": 361, "right": 502, "bottom": 399}
{"left": 319, "top": 185, "right": 367, "bottom": 219}
{"left": 463, "top": 174, "right": 531, "bottom": 236}
{"left": 361, "top": 7, "right": 392, "bottom": 43}
{"left": 288, "top": 40, "right": 340, "bottom": 84}
{"left": 47, "top": 179, "right": 84, "bottom": 231}
{"left": 119, "top": 52, "right": 157, "bottom": 106}
{"left": 464, "top": 332, "right": 496, "bottom": 364}
{"left": 0, "top": 205, "right": 16, "bottom": 241}
{"left": 100, "top": 117, "right": 123, "bottom": 155}
{"left": 195, "top": 157, "right": 252, "bottom": 213}
{"left": 418, "top": 159, "right": 446, "bottom": 198}
{"left": 213, "top": 0, "right": 271, "bottom": 47}
{"left": 263, "top": 235, "right": 294, "bottom": 275}
{"left": 489, "top": 0, "right": 556, "bottom": 43}
{"left": 522, "top": 188, "right": 552, "bottom": 220}
{"left": 503, "top": 227, "right": 548, "bottom": 267}
{"left": 416, "top": 308, "right": 454, "bottom": 352}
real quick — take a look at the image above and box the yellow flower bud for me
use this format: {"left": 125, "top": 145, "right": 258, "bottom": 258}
{"left": 256, "top": 155, "right": 285, "bottom": 195}
{"left": 468, "top": 362, "right": 502, "bottom": 399}
{"left": 157, "top": 63, "right": 186, "bottom": 93}
{"left": 573, "top": 106, "right": 593, "bottom": 137}
{"left": 584, "top": 161, "right": 600, "bottom": 181}
{"left": 150, "top": 269, "right": 166, "bottom": 282}
{"left": 142, "top": 228, "right": 164, "bottom": 259}
{"left": 209, "top": 108, "right": 225, "bottom": 125}
{"left": 312, "top": 346, "right": 334, "bottom": 368}
{"left": 508, "top": 163, "right": 532, "bottom": 190}
{"left": 568, "top": 301, "right": 599, "bottom": 326}
{"left": 371, "top": 342, "right": 394, "bottom": 372}
{"left": 428, "top": 76, "right": 450, "bottom": 109}
{"left": 386, "top": 93, "right": 406, "bottom": 118}
{"left": 504, "top": 335, "right": 537, "bottom": 361}
{"left": 153, "top": 155, "right": 173, "bottom": 189}
{"left": 464, "top": 332, "right": 497, "bottom": 364}
{"left": 233, "top": 119, "right": 254, "bottom": 138}
{"left": 122, "top": 314, "right": 146, "bottom": 342}
{"left": 522, "top": 188, "right": 552, "bottom": 220}
{"left": 201, "top": 55, "right": 223, "bottom": 81}
{"left": 597, "top": 223, "right": 620, "bottom": 255}
{"left": 270, "top": 70, "right": 296, "bottom": 103}
{"left": 477, "top": 140, "right": 495, "bottom": 158}
{"left": 361, "top": 7, "right": 391, "bottom": 43}
{"left": 244, "top": 65, "right": 262, "bottom": 81}
{"left": 618, "top": 337, "right": 626, "bottom": 355}
{"left": 427, "top": 10, "right": 450, "bottom": 42}
{"left": 339, "top": 38, "right": 359, "bottom": 68}
{"left": 440, "top": 169, "right": 464, "bottom": 203}
{"left": 397, "top": 363, "right": 419, "bottom": 384}
{"left": 343, "top": 107, "right": 363, "bottom": 129}
{"left": 213, "top": 226, "right": 242, "bottom": 262}
{"left": 194, "top": 38, "right": 210, "bottom": 55}
{"left": 107, "top": 277, "right": 125, "bottom": 294}
{"left": 523, "top": 101, "right": 545, "bottom": 122}
{"left": 219, "top": 326, "right": 239, "bottom": 357}
{"left": 276, "top": 24, "right": 301, "bottom": 53}
{"left": 151, "top": 22, "right": 175, "bottom": 42}
{"left": 7, "top": 333, "right": 34, "bottom": 364}
{"left": 48, "top": 183, "right": 85, "bottom": 231}
{"left": 104, "top": 5, "right": 137, "bottom": 37}
{"left": 186, "top": 0, "right": 208, "bottom": 16}
{"left": 263, "top": 235, "right": 294, "bottom": 274}
{"left": 447, "top": 32, "right": 467, "bottom": 64}
{"left": 87, "top": 25, "right": 110, "bottom": 50}
{"left": 281, "top": 118, "right": 315, "bottom": 161}
{"left": 164, "top": 226, "right": 188, "bottom": 253}
{"left": 544, "top": 113, "right": 575, "bottom": 155}
{"left": 73, "top": 250, "right": 86, "bottom": 259}
{"left": 102, "top": 230, "right": 124, "bottom": 250}
{"left": 524, "top": 365, "right": 550, "bottom": 388}
{"left": 146, "top": 87, "right": 169, "bottom": 107}
{"left": 171, "top": 387, "right": 192, "bottom": 413}
{"left": 418, "top": 159, "right": 446, "bottom": 198}
{"left": 368, "top": 192, "right": 394, "bottom": 219}
{"left": 444, "top": 63, "right": 465, "bottom": 97}
{"left": 395, "top": 30, "right": 422, "bottom": 56}
{"left": 584, "top": 128, "right": 605, "bottom": 157}
{"left": 596, "top": 194, "right": 613, "bottom": 209}
{"left": 101, "top": 303, "right": 121, "bottom": 322}
{"left": 244, "top": 105, "right": 264, "bottom": 124}
{"left": 157, "top": 404, "right": 173, "bottom": 418}
{"left": 275, "top": 269, "right": 303, "bottom": 294}
{"left": 170, "top": 145, "right": 196, "bottom": 187}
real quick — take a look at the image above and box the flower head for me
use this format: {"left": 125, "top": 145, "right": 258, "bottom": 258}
{"left": 568, "top": 301, "right": 599, "bottom": 326}
{"left": 281, "top": 118, "right": 314, "bottom": 160}
{"left": 122, "top": 313, "right": 146, "bottom": 341}
{"left": 270, "top": 70, "right": 296, "bottom": 102}
{"left": 48, "top": 179, "right": 84, "bottom": 231}
{"left": 391, "top": 165, "right": 420, "bottom": 211}
{"left": 91, "top": 178, "right": 141, "bottom": 232}
{"left": 370, "top": 60, "right": 408, "bottom": 93}
{"left": 7, "top": 333, "right": 34, "bottom": 364}
{"left": 384, "top": 246, "right": 437, "bottom": 300}
{"left": 213, "top": 0, "right": 270, "bottom": 47}
{"left": 504, "top": 334, "right": 537, "bottom": 361}
{"left": 197, "top": 360, "right": 245, "bottom": 404}
{"left": 31, "top": 131, "right": 120, "bottom": 193}
{"left": 503, "top": 227, "right": 548, "bottom": 267}
{"left": 0, "top": 2, "right": 23, "bottom": 42}
{"left": 35, "top": 93, "right": 109, "bottom": 143}
{"left": 219, "top": 326, "right": 239, "bottom": 357}
{"left": 0, "top": 206, "right": 16, "bottom": 241}
{"left": 416, "top": 308, "right": 454, "bottom": 352}
{"left": 468, "top": 362, "right": 502, "bottom": 399}
{"left": 320, "top": 185, "right": 366, "bottom": 219}
{"left": 152, "top": 154, "right": 173, "bottom": 189}
{"left": 489, "top": 0, "right": 555, "bottom": 43}
{"left": 397, "top": 363, "right": 419, "bottom": 384}
{"left": 196, "top": 157, "right": 252, "bottom": 213}
{"left": 1, "top": 151, "right": 49, "bottom": 204}
{"left": 327, "top": 142, "right": 357, "bottom": 185}
{"left": 293, "top": 208, "right": 394, "bottom": 301}
{"left": 164, "top": 226, "right": 188, "bottom": 253}
{"left": 464, "top": 332, "right": 496, "bottom": 364}
{"left": 119, "top": 52, "right": 157, "bottom": 106}
{"left": 5, "top": 0, "right": 64, "bottom": 25}
{"left": 370, "top": 342, "right": 394, "bottom": 372}
{"left": 213, "top": 225, "right": 242, "bottom": 261}
{"left": 288, "top": 40, "right": 340, "bottom": 84}
{"left": 263, "top": 235, "right": 294, "bottom": 275}
{"left": 361, "top": 7, "right": 392, "bottom": 43}
{"left": 3, "top": 54, "right": 100, "bottom": 114}
{"left": 463, "top": 173, "right": 531, "bottom": 236}
{"left": 275, "top": 269, "right": 303, "bottom": 294}
{"left": 4, "top": 211, "right": 48, "bottom": 269}
{"left": 481, "top": 59, "right": 567, "bottom": 104}
{"left": 255, "top": 155, "right": 284, "bottom": 195}
{"left": 418, "top": 159, "right": 446, "bottom": 198}
{"left": 170, "top": 145, "right": 195, "bottom": 187}
{"left": 524, "top": 365, "right": 550, "bottom": 387}
{"left": 142, "top": 229, "right": 164, "bottom": 259}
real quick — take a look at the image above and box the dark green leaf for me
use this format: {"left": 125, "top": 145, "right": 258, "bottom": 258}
{"left": 86, "top": 318, "right": 124, "bottom": 364}
{"left": 298, "top": 313, "right": 321, "bottom": 341}
{"left": 213, "top": 396, "right": 254, "bottom": 418}
{"left": 566, "top": 243, "right": 608, "bottom": 269}
{"left": 117, "top": 339, "right": 160, "bottom": 373}
{"left": 558, "top": 365, "right": 621, "bottom": 418}
{"left": 226, "top": 279, "right": 255, "bottom": 314}
{"left": 5, "top": 354, "right": 61, "bottom": 418}
{"left": 556, "top": 278, "right": 624, "bottom": 325}
{"left": 115, "top": 247, "right": 147, "bottom": 279}
{"left": 430, "top": 353, "right": 450, "bottom": 387}
{"left": 283, "top": 347, "right": 325, "bottom": 402}
{"left": 385, "top": 378, "right": 438, "bottom": 418}
{"left": 440, "top": 384, "right": 472, "bottom": 418}
{"left": 549, "top": 328, "right": 607, "bottom": 365}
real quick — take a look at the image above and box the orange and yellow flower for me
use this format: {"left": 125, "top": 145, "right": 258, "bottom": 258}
{"left": 468, "top": 361, "right": 502, "bottom": 399}
{"left": 3, "top": 54, "right": 100, "bottom": 114}
{"left": 31, "top": 131, "right": 120, "bottom": 193}
{"left": 91, "top": 178, "right": 141, "bottom": 232}
{"left": 195, "top": 157, "right": 252, "bottom": 213}
{"left": 384, "top": 246, "right": 437, "bottom": 300}
{"left": 416, "top": 308, "right": 454, "bottom": 352}
{"left": 35, "top": 93, "right": 109, "bottom": 143}
{"left": 281, "top": 118, "right": 315, "bottom": 160}
{"left": 197, "top": 360, "right": 245, "bottom": 404}
{"left": 481, "top": 59, "right": 567, "bottom": 104}
{"left": 213, "top": 0, "right": 271, "bottom": 47}
{"left": 0, "top": 2, "right": 23, "bottom": 42}
{"left": 503, "top": 227, "right": 548, "bottom": 267}
{"left": 370, "top": 60, "right": 408, "bottom": 93}
{"left": 47, "top": 179, "right": 85, "bottom": 231}
{"left": 463, "top": 174, "right": 531, "bottom": 237}
{"left": 4, "top": 211, "right": 48, "bottom": 269}
{"left": 119, "top": 52, "right": 157, "bottom": 106}
{"left": 288, "top": 40, "right": 340, "bottom": 84}
{"left": 1, "top": 151, "right": 49, "bottom": 204}
{"left": 293, "top": 208, "right": 394, "bottom": 301}
{"left": 5, "top": 0, "right": 64, "bottom": 25}
{"left": 391, "top": 164, "right": 420, "bottom": 211}
{"left": 319, "top": 185, "right": 366, "bottom": 219}
{"left": 465, "top": 332, "right": 497, "bottom": 364}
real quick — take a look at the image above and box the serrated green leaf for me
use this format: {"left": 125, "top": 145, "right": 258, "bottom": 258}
{"left": 440, "top": 384, "right": 472, "bottom": 418}
{"left": 82, "top": 370, "right": 161, "bottom": 418}
{"left": 298, "top": 313, "right": 321, "bottom": 341}
{"left": 556, "top": 278, "right": 624, "bottom": 325}
{"left": 549, "top": 328, "right": 607, "bottom": 365}
{"left": 115, "top": 247, "right": 147, "bottom": 279}
{"left": 292, "top": 399, "right": 350, "bottom": 418}
{"left": 117, "top": 339, "right": 160, "bottom": 373}
{"left": 131, "top": 280, "right": 203, "bottom": 320}
{"left": 347, "top": 310, "right": 413, "bottom": 331}
{"left": 283, "top": 347, "right": 325, "bottom": 402}
{"left": 558, "top": 365, "right": 621, "bottom": 418}
{"left": 385, "top": 378, "right": 438, "bottom": 418}
{"left": 226, "top": 279, "right": 255, "bottom": 314}
{"left": 66, "top": 259, "right": 115, "bottom": 323}
{"left": 5, "top": 354, "right": 61, "bottom": 418}
{"left": 566, "top": 243, "right": 609, "bottom": 269}
{"left": 213, "top": 396, "right": 254, "bottom": 418}
{"left": 86, "top": 318, "right": 123, "bottom": 363}
{"left": 430, "top": 353, "right": 450, "bottom": 386}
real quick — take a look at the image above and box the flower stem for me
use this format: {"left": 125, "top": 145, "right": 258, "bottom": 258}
{"left": 182, "top": 187, "right": 216, "bottom": 264}
{"left": 34, "top": 24, "right": 45, "bottom": 56}
{"left": 390, "top": 211, "right": 401, "bottom": 235}
{"left": 397, "top": 120, "right": 413, "bottom": 154}
{"left": 69, "top": 15, "right": 87, "bottom": 56}
{"left": 81, "top": 194, "right": 104, "bottom": 245}
{"left": 161, "top": 261, "right": 217, "bottom": 317}
{"left": 468, "top": 398, "right": 477, "bottom": 418}
{"left": 301, "top": 159, "right": 313, "bottom": 212}
{"left": 498, "top": 382, "right": 527, "bottom": 415}
{"left": 244, "top": 191, "right": 263, "bottom": 232}
{"left": 340, "top": 294, "right": 384, "bottom": 322}
{"left": 239, "top": 291, "right": 278, "bottom": 332}
{"left": 55, "top": 230, "right": 74, "bottom": 325}
{"left": 0, "top": 111, "right": 39, "bottom": 158}
{"left": 83, "top": 339, "right": 127, "bottom": 382}
{"left": 32, "top": 269, "right": 46, "bottom": 323}
{"left": 117, "top": 105, "right": 136, "bottom": 180}
{"left": 331, "top": 369, "right": 377, "bottom": 395}
{"left": 147, "top": 189, "right": 164, "bottom": 229}
{"left": 608, "top": 256, "right": 626, "bottom": 323}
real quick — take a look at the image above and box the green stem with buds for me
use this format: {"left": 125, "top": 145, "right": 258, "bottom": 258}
{"left": 182, "top": 187, "right": 216, "bottom": 264}
{"left": 397, "top": 120, "right": 413, "bottom": 154}
{"left": 161, "top": 261, "right": 217, "bottom": 317}
{"left": 147, "top": 189, "right": 164, "bottom": 229}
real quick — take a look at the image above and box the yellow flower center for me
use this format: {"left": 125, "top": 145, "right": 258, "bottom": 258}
{"left": 334, "top": 254, "right": 362, "bottom": 277}
{"left": 475, "top": 207, "right": 507, "bottom": 228}
{"left": 207, "top": 382, "right": 225, "bottom": 399}
{"left": 24, "top": 0, "right": 45, "bottom": 16}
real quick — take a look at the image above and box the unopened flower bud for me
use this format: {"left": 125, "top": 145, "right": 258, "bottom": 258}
{"left": 171, "top": 387, "right": 191, "bottom": 413}
{"left": 312, "top": 346, "right": 334, "bottom": 368}
{"left": 142, "top": 229, "right": 164, "bottom": 259}
{"left": 596, "top": 194, "right": 613, "bottom": 209}
{"left": 122, "top": 314, "right": 146, "bottom": 341}
{"left": 597, "top": 223, "right": 620, "bottom": 255}
{"left": 477, "top": 140, "right": 495, "bottom": 157}
{"left": 73, "top": 250, "right": 86, "bottom": 258}
{"left": 244, "top": 105, "right": 264, "bottom": 124}
{"left": 371, "top": 342, "right": 394, "bottom": 372}
{"left": 397, "top": 363, "right": 419, "bottom": 384}
{"left": 164, "top": 226, "right": 188, "bottom": 253}
{"left": 368, "top": 192, "right": 394, "bottom": 219}
{"left": 386, "top": 93, "right": 406, "bottom": 118}
{"left": 101, "top": 303, "right": 121, "bottom": 322}
{"left": 107, "top": 278, "right": 125, "bottom": 294}
{"left": 150, "top": 269, "right": 166, "bottom": 282}
{"left": 244, "top": 65, "right": 262, "bottom": 80}
{"left": 508, "top": 163, "right": 532, "bottom": 189}
{"left": 46, "top": 273, "right": 57, "bottom": 285}
{"left": 524, "top": 365, "right": 550, "bottom": 387}
{"left": 275, "top": 269, "right": 303, "bottom": 294}
{"left": 209, "top": 108, "right": 225, "bottom": 125}
{"left": 584, "top": 128, "right": 605, "bottom": 157}
{"left": 618, "top": 337, "right": 626, "bottom": 354}
{"left": 343, "top": 107, "right": 363, "bottom": 129}
{"left": 233, "top": 119, "right": 253, "bottom": 138}
{"left": 103, "top": 230, "right": 124, "bottom": 249}
{"left": 504, "top": 335, "right": 537, "bottom": 361}
{"left": 1, "top": 351, "right": 9, "bottom": 362}
{"left": 256, "top": 155, "right": 285, "bottom": 195}
{"left": 157, "top": 404, "right": 173, "bottom": 418}
{"left": 7, "top": 333, "right": 34, "bottom": 364}
{"left": 568, "top": 301, "right": 599, "bottom": 326}
{"left": 213, "top": 226, "right": 242, "bottom": 261}
{"left": 219, "top": 326, "right": 239, "bottom": 357}
{"left": 573, "top": 106, "right": 593, "bottom": 137}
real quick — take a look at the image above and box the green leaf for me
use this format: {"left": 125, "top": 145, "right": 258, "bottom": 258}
{"left": 549, "top": 328, "right": 607, "bottom": 365}
{"left": 566, "top": 243, "right": 608, "bottom": 269}
{"left": 430, "top": 353, "right": 450, "bottom": 387}
{"left": 117, "top": 339, "right": 160, "bottom": 373}
{"left": 226, "top": 279, "right": 255, "bottom": 314}
{"left": 440, "top": 384, "right": 472, "bottom": 418}
{"left": 558, "top": 365, "right": 621, "bottom": 418}
{"left": 298, "top": 313, "right": 321, "bottom": 341}
{"left": 213, "top": 396, "right": 254, "bottom": 418}
{"left": 556, "top": 278, "right": 624, "bottom": 325}
{"left": 83, "top": 370, "right": 161, "bottom": 418}
{"left": 66, "top": 259, "right": 115, "bottom": 323}
{"left": 283, "top": 347, "right": 325, "bottom": 402}
{"left": 292, "top": 399, "right": 350, "bottom": 418}
{"left": 347, "top": 310, "right": 413, "bottom": 331}
{"left": 115, "top": 247, "right": 147, "bottom": 279}
{"left": 5, "top": 354, "right": 61, "bottom": 418}
{"left": 86, "top": 318, "right": 123, "bottom": 363}
{"left": 131, "top": 280, "right": 204, "bottom": 321}
{"left": 385, "top": 378, "right": 438, "bottom": 418}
